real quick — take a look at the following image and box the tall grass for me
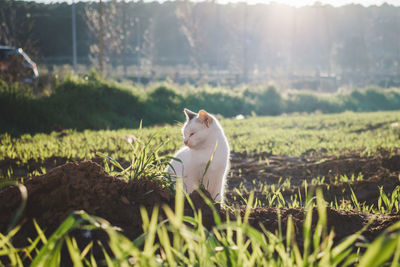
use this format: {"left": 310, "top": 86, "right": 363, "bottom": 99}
{"left": 97, "top": 125, "right": 176, "bottom": 191}
{"left": 2, "top": 187, "right": 400, "bottom": 266}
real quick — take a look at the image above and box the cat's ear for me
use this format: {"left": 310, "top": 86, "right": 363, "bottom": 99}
{"left": 198, "top": 110, "right": 212, "bottom": 128}
{"left": 184, "top": 108, "right": 197, "bottom": 121}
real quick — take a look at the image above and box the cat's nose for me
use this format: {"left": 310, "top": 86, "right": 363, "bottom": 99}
{"left": 184, "top": 140, "right": 189, "bottom": 146}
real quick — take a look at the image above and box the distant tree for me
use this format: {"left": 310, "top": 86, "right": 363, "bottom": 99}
{"left": 176, "top": 1, "right": 210, "bottom": 77}
{"left": 142, "top": 17, "right": 156, "bottom": 77}
{"left": 1, "top": 0, "right": 400, "bottom": 85}
{"left": 85, "top": 0, "right": 135, "bottom": 75}
{"left": 0, "top": 0, "right": 37, "bottom": 57}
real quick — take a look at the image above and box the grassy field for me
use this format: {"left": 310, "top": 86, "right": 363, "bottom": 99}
{"left": 1, "top": 110, "right": 399, "bottom": 178}
{"left": 1, "top": 111, "right": 400, "bottom": 265}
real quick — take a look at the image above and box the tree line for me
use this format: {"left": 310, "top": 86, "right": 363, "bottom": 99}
{"left": 1, "top": 0, "right": 400, "bottom": 80}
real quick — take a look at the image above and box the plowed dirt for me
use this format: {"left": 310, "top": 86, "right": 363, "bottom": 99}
{"left": 226, "top": 150, "right": 400, "bottom": 206}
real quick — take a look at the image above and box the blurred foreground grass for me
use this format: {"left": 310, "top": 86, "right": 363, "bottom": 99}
{"left": 2, "top": 184, "right": 400, "bottom": 266}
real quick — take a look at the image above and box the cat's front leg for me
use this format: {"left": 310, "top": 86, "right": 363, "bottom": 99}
{"left": 183, "top": 174, "right": 200, "bottom": 195}
{"left": 203, "top": 169, "right": 225, "bottom": 202}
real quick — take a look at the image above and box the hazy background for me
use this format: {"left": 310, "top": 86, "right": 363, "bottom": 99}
{"left": 1, "top": 0, "right": 399, "bottom": 91}
{"left": 32, "top": 0, "right": 400, "bottom": 7}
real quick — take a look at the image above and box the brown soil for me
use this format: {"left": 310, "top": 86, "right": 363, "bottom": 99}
{"left": 0, "top": 161, "right": 171, "bottom": 245}
{"left": 0, "top": 156, "right": 104, "bottom": 178}
{"left": 0, "top": 161, "right": 399, "bottom": 264}
{"left": 226, "top": 150, "right": 400, "bottom": 206}
{"left": 2, "top": 149, "right": 400, "bottom": 212}
{"left": 3, "top": 149, "right": 399, "bottom": 205}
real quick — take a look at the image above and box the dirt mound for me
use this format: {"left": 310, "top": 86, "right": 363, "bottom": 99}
{"left": 0, "top": 161, "right": 172, "bottom": 247}
{"left": 0, "top": 161, "right": 399, "bottom": 262}
{"left": 0, "top": 156, "right": 104, "bottom": 178}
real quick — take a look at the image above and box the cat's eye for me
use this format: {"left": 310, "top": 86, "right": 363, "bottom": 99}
{"left": 189, "top": 133, "right": 195, "bottom": 137}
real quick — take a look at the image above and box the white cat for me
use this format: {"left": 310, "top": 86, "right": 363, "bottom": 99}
{"left": 167, "top": 108, "right": 230, "bottom": 203}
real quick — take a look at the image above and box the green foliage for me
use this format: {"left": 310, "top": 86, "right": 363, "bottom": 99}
{"left": 186, "top": 90, "right": 248, "bottom": 117}
{"left": 45, "top": 76, "right": 143, "bottom": 129}
{"left": 0, "top": 74, "right": 145, "bottom": 134}
{"left": 97, "top": 126, "right": 176, "bottom": 191}
{"left": 286, "top": 91, "right": 342, "bottom": 114}
{"left": 244, "top": 86, "right": 283, "bottom": 115}
{"left": 345, "top": 88, "right": 400, "bottom": 112}
{"left": 3, "top": 74, "right": 400, "bottom": 135}
{"left": 144, "top": 85, "right": 184, "bottom": 124}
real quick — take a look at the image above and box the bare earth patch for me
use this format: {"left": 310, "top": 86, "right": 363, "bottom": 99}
{"left": 226, "top": 150, "right": 400, "bottom": 206}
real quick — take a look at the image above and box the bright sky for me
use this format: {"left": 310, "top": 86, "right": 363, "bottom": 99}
{"left": 33, "top": 0, "right": 400, "bottom": 7}
{"left": 218, "top": 0, "right": 400, "bottom": 6}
